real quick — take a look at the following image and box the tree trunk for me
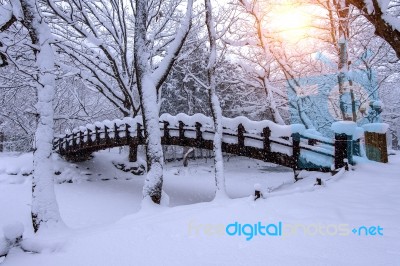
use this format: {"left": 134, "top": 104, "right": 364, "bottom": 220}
{"left": 338, "top": 40, "right": 350, "bottom": 120}
{"left": 137, "top": 76, "right": 164, "bottom": 204}
{"left": 350, "top": 88, "right": 357, "bottom": 122}
{"left": 19, "top": 0, "right": 63, "bottom": 232}
{"left": 134, "top": 0, "right": 164, "bottom": 204}
{"left": 205, "top": 0, "right": 228, "bottom": 199}
{"left": 134, "top": 0, "right": 193, "bottom": 204}
{"left": 336, "top": 0, "right": 351, "bottom": 121}
{"left": 129, "top": 143, "right": 138, "bottom": 162}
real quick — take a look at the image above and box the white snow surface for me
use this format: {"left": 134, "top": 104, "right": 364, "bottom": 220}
{"left": 362, "top": 123, "right": 390, "bottom": 134}
{"left": 0, "top": 150, "right": 399, "bottom": 265}
{"left": 0, "top": 4, "right": 12, "bottom": 27}
{"left": 331, "top": 121, "right": 357, "bottom": 135}
{"left": 353, "top": 127, "right": 365, "bottom": 140}
{"left": 303, "top": 129, "right": 334, "bottom": 144}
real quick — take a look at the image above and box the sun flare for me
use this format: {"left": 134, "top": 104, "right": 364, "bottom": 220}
{"left": 268, "top": 4, "right": 311, "bottom": 43}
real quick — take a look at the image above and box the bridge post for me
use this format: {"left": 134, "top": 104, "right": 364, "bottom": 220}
{"left": 95, "top": 126, "right": 101, "bottom": 145}
{"left": 129, "top": 143, "right": 138, "bottom": 162}
{"left": 125, "top": 123, "right": 131, "bottom": 142}
{"left": 263, "top": 127, "right": 271, "bottom": 158}
{"left": 238, "top": 124, "right": 245, "bottom": 155}
{"left": 58, "top": 139, "right": 63, "bottom": 155}
{"left": 87, "top": 129, "right": 93, "bottom": 145}
{"left": 72, "top": 132, "right": 77, "bottom": 150}
{"left": 179, "top": 121, "right": 185, "bottom": 139}
{"left": 114, "top": 124, "right": 120, "bottom": 143}
{"left": 128, "top": 123, "right": 142, "bottom": 163}
{"left": 72, "top": 132, "right": 78, "bottom": 152}
{"left": 65, "top": 134, "right": 70, "bottom": 150}
{"left": 291, "top": 133, "right": 301, "bottom": 177}
{"left": 163, "top": 121, "right": 170, "bottom": 144}
{"left": 126, "top": 123, "right": 134, "bottom": 162}
{"left": 79, "top": 131, "right": 84, "bottom": 149}
{"left": 104, "top": 125, "right": 110, "bottom": 144}
{"left": 334, "top": 133, "right": 353, "bottom": 169}
{"left": 363, "top": 124, "right": 388, "bottom": 163}
{"left": 195, "top": 122, "right": 203, "bottom": 147}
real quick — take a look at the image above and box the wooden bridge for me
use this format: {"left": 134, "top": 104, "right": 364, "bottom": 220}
{"left": 53, "top": 114, "right": 355, "bottom": 173}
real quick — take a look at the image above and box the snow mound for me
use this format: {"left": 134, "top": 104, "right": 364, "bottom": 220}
{"left": 20, "top": 167, "right": 33, "bottom": 176}
{"left": 21, "top": 237, "right": 65, "bottom": 254}
{"left": 254, "top": 183, "right": 262, "bottom": 191}
{"left": 5, "top": 166, "right": 20, "bottom": 175}
{"left": 3, "top": 222, "right": 24, "bottom": 241}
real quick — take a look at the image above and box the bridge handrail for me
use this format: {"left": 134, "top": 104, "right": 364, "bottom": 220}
{"left": 54, "top": 121, "right": 304, "bottom": 153}
{"left": 299, "top": 134, "right": 335, "bottom": 146}
{"left": 53, "top": 114, "right": 361, "bottom": 170}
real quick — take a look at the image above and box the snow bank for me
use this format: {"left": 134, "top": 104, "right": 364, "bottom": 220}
{"left": 362, "top": 123, "right": 389, "bottom": 134}
{"left": 331, "top": 121, "right": 357, "bottom": 135}
{"left": 3, "top": 150, "right": 400, "bottom": 265}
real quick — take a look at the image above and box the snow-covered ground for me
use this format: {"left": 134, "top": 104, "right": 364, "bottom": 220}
{"left": 0, "top": 149, "right": 399, "bottom": 265}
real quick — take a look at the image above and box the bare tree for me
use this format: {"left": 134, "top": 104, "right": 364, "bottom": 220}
{"left": 44, "top": 0, "right": 139, "bottom": 117}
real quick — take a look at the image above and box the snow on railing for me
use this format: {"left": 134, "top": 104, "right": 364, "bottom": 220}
{"left": 159, "top": 113, "right": 305, "bottom": 137}
{"left": 55, "top": 113, "right": 310, "bottom": 149}
{"left": 53, "top": 114, "right": 350, "bottom": 171}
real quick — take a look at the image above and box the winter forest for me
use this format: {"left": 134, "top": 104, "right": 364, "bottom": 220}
{"left": 0, "top": 0, "right": 400, "bottom": 265}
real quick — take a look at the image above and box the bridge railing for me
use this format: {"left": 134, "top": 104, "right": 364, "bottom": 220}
{"left": 54, "top": 116, "right": 357, "bottom": 171}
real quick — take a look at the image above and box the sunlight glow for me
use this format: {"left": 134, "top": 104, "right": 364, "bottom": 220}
{"left": 268, "top": 4, "right": 312, "bottom": 43}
